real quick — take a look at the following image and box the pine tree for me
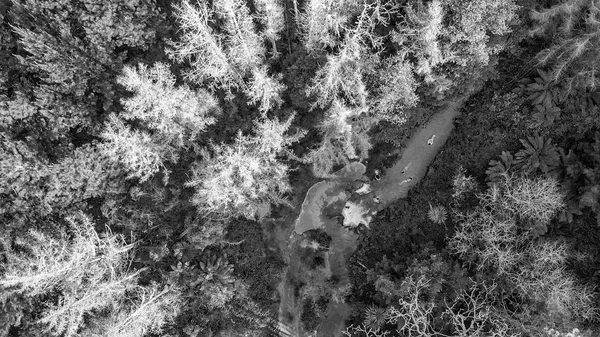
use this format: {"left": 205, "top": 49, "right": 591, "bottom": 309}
{"left": 298, "top": 0, "right": 363, "bottom": 51}
{"left": 117, "top": 63, "right": 218, "bottom": 145}
{"left": 372, "top": 59, "right": 418, "bottom": 124}
{"left": 9, "top": 0, "right": 165, "bottom": 114}
{"left": 0, "top": 213, "right": 182, "bottom": 337}
{"left": 303, "top": 1, "right": 392, "bottom": 176}
{"left": 215, "top": 0, "right": 266, "bottom": 72}
{"left": 393, "top": 0, "right": 518, "bottom": 98}
{"left": 81, "top": 284, "right": 182, "bottom": 337}
{"left": 102, "top": 63, "right": 218, "bottom": 182}
{"left": 303, "top": 101, "right": 371, "bottom": 177}
{"left": 101, "top": 115, "right": 173, "bottom": 183}
{"left": 169, "top": 0, "right": 270, "bottom": 97}
{"left": 186, "top": 114, "right": 305, "bottom": 220}
{"left": 306, "top": 0, "right": 391, "bottom": 109}
{"left": 0, "top": 214, "right": 133, "bottom": 336}
{"left": 530, "top": 0, "right": 600, "bottom": 90}
{"left": 168, "top": 0, "right": 237, "bottom": 91}
{"left": 255, "top": 0, "right": 286, "bottom": 57}
{"left": 246, "top": 66, "right": 286, "bottom": 113}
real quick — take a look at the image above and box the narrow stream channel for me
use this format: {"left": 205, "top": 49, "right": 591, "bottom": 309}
{"left": 274, "top": 99, "right": 466, "bottom": 337}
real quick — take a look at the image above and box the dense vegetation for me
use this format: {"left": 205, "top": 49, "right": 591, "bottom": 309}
{"left": 1, "top": 0, "right": 600, "bottom": 336}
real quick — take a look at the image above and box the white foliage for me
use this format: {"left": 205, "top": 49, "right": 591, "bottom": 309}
{"left": 498, "top": 174, "right": 565, "bottom": 225}
{"left": 304, "top": 101, "right": 372, "bottom": 177}
{"left": 299, "top": 0, "right": 362, "bottom": 51}
{"left": 118, "top": 62, "right": 217, "bottom": 144}
{"left": 87, "top": 285, "right": 182, "bottom": 337}
{"left": 168, "top": 0, "right": 237, "bottom": 90}
{"left": 186, "top": 114, "right": 305, "bottom": 220}
{"left": 255, "top": 0, "right": 285, "bottom": 55}
{"left": 306, "top": 1, "right": 392, "bottom": 109}
{"left": 101, "top": 115, "right": 173, "bottom": 183}
{"left": 0, "top": 213, "right": 140, "bottom": 337}
{"left": 246, "top": 66, "right": 285, "bottom": 113}
{"left": 103, "top": 63, "right": 218, "bottom": 182}
{"left": 449, "top": 175, "right": 597, "bottom": 323}
{"left": 215, "top": 0, "right": 265, "bottom": 72}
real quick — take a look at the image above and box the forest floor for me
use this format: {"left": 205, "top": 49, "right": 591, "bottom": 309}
{"left": 271, "top": 98, "right": 467, "bottom": 336}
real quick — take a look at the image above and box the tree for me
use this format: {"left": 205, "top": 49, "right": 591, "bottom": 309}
{"left": 101, "top": 116, "right": 175, "bottom": 183}
{"left": 303, "top": 1, "right": 394, "bottom": 176}
{"left": 168, "top": 0, "right": 237, "bottom": 92}
{"left": 186, "top": 114, "right": 305, "bottom": 220}
{"left": 245, "top": 66, "right": 286, "bottom": 114}
{"left": 306, "top": 0, "right": 392, "bottom": 109}
{"left": 371, "top": 57, "right": 419, "bottom": 124}
{"left": 0, "top": 213, "right": 181, "bottom": 337}
{"left": 496, "top": 174, "right": 564, "bottom": 225}
{"left": 298, "top": 0, "right": 363, "bottom": 51}
{"left": 80, "top": 284, "right": 182, "bottom": 337}
{"left": 530, "top": 0, "right": 600, "bottom": 90}
{"left": 448, "top": 174, "right": 597, "bottom": 324}
{"left": 101, "top": 62, "right": 218, "bottom": 182}
{"left": 303, "top": 100, "right": 372, "bottom": 177}
{"left": 8, "top": 0, "right": 165, "bottom": 123}
{"left": 117, "top": 63, "right": 218, "bottom": 144}
{"left": 255, "top": 0, "right": 285, "bottom": 57}
{"left": 0, "top": 136, "right": 125, "bottom": 230}
{"left": 306, "top": 33, "right": 370, "bottom": 109}
{"left": 169, "top": 0, "right": 269, "bottom": 97}
{"left": 393, "top": 0, "right": 518, "bottom": 98}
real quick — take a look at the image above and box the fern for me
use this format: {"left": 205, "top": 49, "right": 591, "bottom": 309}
{"left": 532, "top": 104, "right": 561, "bottom": 127}
{"left": 514, "top": 136, "right": 560, "bottom": 175}
{"left": 526, "top": 69, "right": 566, "bottom": 109}
{"left": 364, "top": 305, "right": 387, "bottom": 330}
{"left": 428, "top": 204, "right": 447, "bottom": 224}
{"left": 486, "top": 151, "right": 515, "bottom": 184}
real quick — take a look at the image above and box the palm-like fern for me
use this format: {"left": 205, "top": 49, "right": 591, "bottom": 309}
{"left": 514, "top": 136, "right": 560, "bottom": 175}
{"left": 364, "top": 305, "right": 388, "bottom": 330}
{"left": 486, "top": 151, "right": 515, "bottom": 184}
{"left": 428, "top": 204, "right": 447, "bottom": 224}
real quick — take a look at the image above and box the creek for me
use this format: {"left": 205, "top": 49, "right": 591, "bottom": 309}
{"left": 273, "top": 99, "right": 466, "bottom": 336}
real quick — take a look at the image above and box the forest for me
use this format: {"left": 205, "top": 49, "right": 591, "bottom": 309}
{"left": 1, "top": 0, "right": 600, "bottom": 336}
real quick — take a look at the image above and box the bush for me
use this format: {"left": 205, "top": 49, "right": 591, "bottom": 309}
{"left": 449, "top": 174, "right": 597, "bottom": 324}
{"left": 493, "top": 173, "right": 565, "bottom": 225}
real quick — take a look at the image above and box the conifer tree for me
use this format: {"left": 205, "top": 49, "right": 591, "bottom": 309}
{"left": 9, "top": 0, "right": 165, "bottom": 117}
{"left": 168, "top": 0, "right": 237, "bottom": 92}
{"left": 246, "top": 66, "right": 286, "bottom": 113}
{"left": 255, "top": 0, "right": 286, "bottom": 57}
{"left": 215, "top": 0, "right": 266, "bottom": 72}
{"left": 530, "top": 0, "right": 600, "bottom": 90}
{"left": 393, "top": 0, "right": 518, "bottom": 98}
{"left": 186, "top": 114, "right": 305, "bottom": 220}
{"left": 169, "top": 0, "right": 268, "bottom": 95}
{"left": 80, "top": 284, "right": 181, "bottom": 337}
{"left": 304, "top": 101, "right": 371, "bottom": 177}
{"left": 0, "top": 213, "right": 181, "bottom": 337}
{"left": 101, "top": 63, "right": 218, "bottom": 182}
{"left": 299, "top": 0, "right": 363, "bottom": 51}
{"left": 303, "top": 2, "right": 390, "bottom": 176}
